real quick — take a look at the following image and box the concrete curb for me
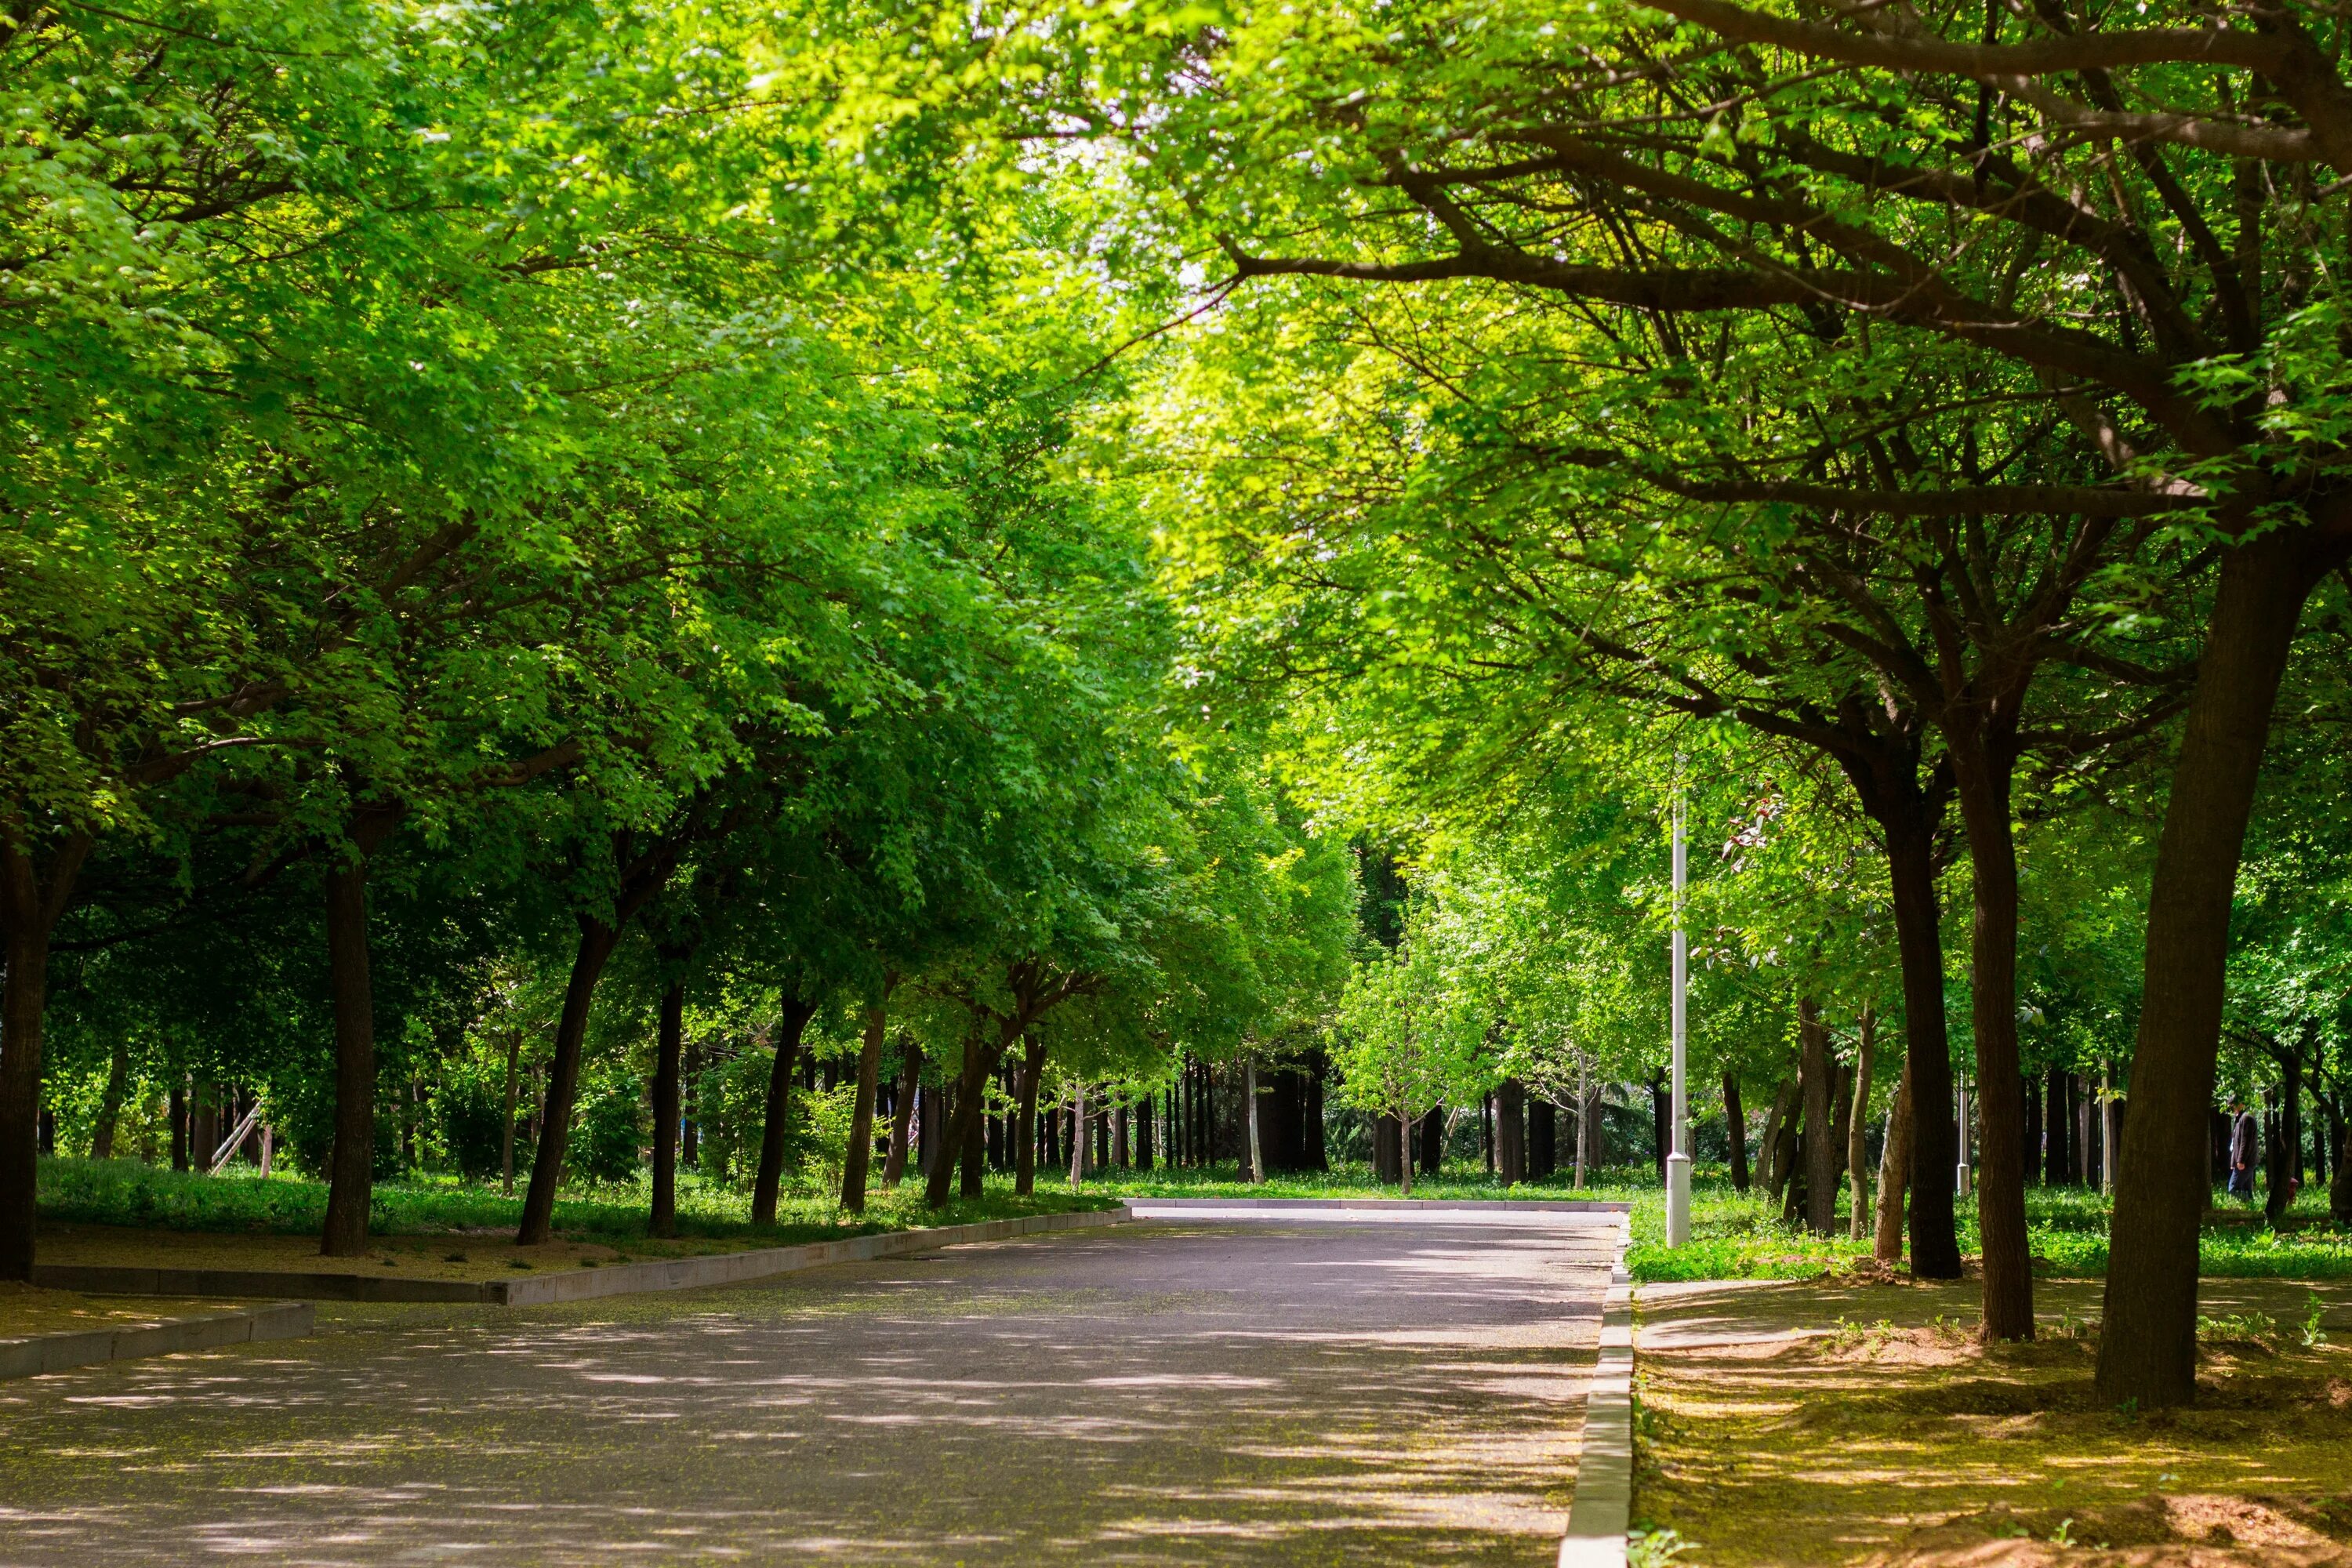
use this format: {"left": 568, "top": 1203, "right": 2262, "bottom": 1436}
{"left": 1559, "top": 1213, "right": 1634, "bottom": 1568}
{"left": 0, "top": 1301, "right": 314, "bottom": 1381}
{"left": 31, "top": 1207, "right": 1131, "bottom": 1307}
{"left": 1110, "top": 1213, "right": 1628, "bottom": 1222}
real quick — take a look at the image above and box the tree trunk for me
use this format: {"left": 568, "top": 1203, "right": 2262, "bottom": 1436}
{"left": 1875, "top": 1056, "right": 1914, "bottom": 1265}
{"left": 2099, "top": 528, "right": 2347, "bottom": 1409}
{"left": 320, "top": 858, "right": 379, "bottom": 1258}
{"left": 517, "top": 919, "right": 626, "bottom": 1246}
{"left": 1400, "top": 1103, "right": 1414, "bottom": 1197}
{"left": 928, "top": 1027, "right": 1010, "bottom": 1208}
{"left": 169, "top": 1080, "right": 189, "bottom": 1172}
{"left": 650, "top": 979, "right": 685, "bottom": 1238}
{"left": 1799, "top": 998, "right": 1836, "bottom": 1236}
{"left": 884, "top": 1040, "right": 921, "bottom": 1186}
{"left": 1014, "top": 1034, "right": 1046, "bottom": 1196}
{"left": 0, "top": 827, "right": 90, "bottom": 1280}
{"left": 1884, "top": 816, "right": 1962, "bottom": 1278}
{"left": 92, "top": 1038, "right": 130, "bottom": 1160}
{"left": 1847, "top": 1008, "right": 1875, "bottom": 1241}
{"left": 681, "top": 1035, "right": 699, "bottom": 1171}
{"left": 1067, "top": 1082, "right": 1087, "bottom": 1188}
{"left": 1419, "top": 1105, "right": 1444, "bottom": 1177}
{"left": 1723, "top": 1073, "right": 1749, "bottom": 1192}
{"left": 1499, "top": 1078, "right": 1526, "bottom": 1185}
{"left": 959, "top": 1047, "right": 989, "bottom": 1200}
{"left": 501, "top": 1029, "right": 521, "bottom": 1196}
{"left": 2332, "top": 1106, "right": 2351, "bottom": 1227}
{"left": 841, "top": 996, "right": 890, "bottom": 1214}
{"left": 1243, "top": 1061, "right": 1264, "bottom": 1184}
{"left": 750, "top": 993, "right": 821, "bottom": 1226}
{"left": 1650, "top": 1072, "right": 1670, "bottom": 1178}
{"left": 1759, "top": 1079, "right": 1793, "bottom": 1200}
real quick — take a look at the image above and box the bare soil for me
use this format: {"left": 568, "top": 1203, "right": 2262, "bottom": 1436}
{"left": 1636, "top": 1276, "right": 2352, "bottom": 1567}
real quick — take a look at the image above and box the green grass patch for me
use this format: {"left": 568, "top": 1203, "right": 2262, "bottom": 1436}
{"left": 1093, "top": 1161, "right": 2352, "bottom": 1283}
{"left": 37, "top": 1156, "right": 1118, "bottom": 1247}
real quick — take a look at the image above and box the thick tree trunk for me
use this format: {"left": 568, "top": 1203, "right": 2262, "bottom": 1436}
{"left": 750, "top": 993, "right": 821, "bottom": 1226}
{"left": 1846, "top": 1011, "right": 1875, "bottom": 1240}
{"left": 1876, "top": 1057, "right": 1914, "bottom": 1265}
{"left": 0, "top": 828, "right": 89, "bottom": 1280}
{"left": 1499, "top": 1079, "right": 1526, "bottom": 1185}
{"left": 929, "top": 1029, "right": 1010, "bottom": 1208}
{"left": 1723, "top": 1073, "right": 1749, "bottom": 1192}
{"left": 92, "top": 1038, "right": 130, "bottom": 1160}
{"left": 320, "top": 859, "right": 379, "bottom": 1258}
{"left": 1884, "top": 818, "right": 1962, "bottom": 1278}
{"left": 1419, "top": 1105, "right": 1443, "bottom": 1177}
{"left": 1799, "top": 999, "right": 1836, "bottom": 1236}
{"left": 517, "top": 920, "right": 626, "bottom": 1246}
{"left": 840, "top": 999, "right": 889, "bottom": 1214}
{"left": 1014, "top": 1035, "right": 1046, "bottom": 1196}
{"left": 959, "top": 1049, "right": 989, "bottom": 1200}
{"left": 2099, "top": 528, "right": 2346, "bottom": 1409}
{"left": 2332, "top": 1108, "right": 2351, "bottom": 1227}
{"left": 1065, "top": 1082, "right": 1088, "bottom": 1189}
{"left": 651, "top": 980, "right": 685, "bottom": 1238}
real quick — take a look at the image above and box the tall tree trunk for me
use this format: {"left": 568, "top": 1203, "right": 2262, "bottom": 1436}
{"left": 92, "top": 1038, "right": 130, "bottom": 1160}
{"left": 929, "top": 1027, "right": 1011, "bottom": 1208}
{"left": 841, "top": 995, "right": 891, "bottom": 1214}
{"left": 1066, "top": 1082, "right": 1087, "bottom": 1189}
{"left": 517, "top": 920, "right": 626, "bottom": 1245}
{"left": 750, "top": 993, "right": 821, "bottom": 1226}
{"left": 320, "top": 859, "right": 379, "bottom": 1258}
{"left": 1847, "top": 1008, "right": 1875, "bottom": 1241}
{"left": 501, "top": 1029, "right": 521, "bottom": 1196}
{"left": 650, "top": 979, "right": 685, "bottom": 1238}
{"left": 959, "top": 1047, "right": 989, "bottom": 1200}
{"left": 884, "top": 1041, "right": 921, "bottom": 1186}
{"left": 1884, "top": 816, "right": 1962, "bottom": 1278}
{"left": 1722, "top": 1073, "right": 1749, "bottom": 1192}
{"left": 1243, "top": 1061, "right": 1264, "bottom": 1185}
{"left": 0, "top": 826, "right": 90, "bottom": 1280}
{"left": 1799, "top": 998, "right": 1836, "bottom": 1236}
{"left": 169, "top": 1080, "right": 189, "bottom": 1171}
{"left": 1875, "top": 1056, "right": 1914, "bottom": 1265}
{"left": 2099, "top": 528, "right": 2347, "bottom": 1408}
{"left": 1759, "top": 1079, "right": 1793, "bottom": 1200}
{"left": 1014, "top": 1034, "right": 1046, "bottom": 1196}
{"left": 1499, "top": 1078, "right": 1526, "bottom": 1185}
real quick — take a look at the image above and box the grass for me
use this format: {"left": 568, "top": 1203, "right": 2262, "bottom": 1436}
{"left": 35, "top": 1156, "right": 1119, "bottom": 1253}
{"left": 1091, "top": 1161, "right": 2352, "bottom": 1283}
{"left": 42, "top": 1155, "right": 2352, "bottom": 1286}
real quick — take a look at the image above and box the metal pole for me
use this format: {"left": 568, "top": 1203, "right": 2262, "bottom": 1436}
{"left": 1666, "top": 783, "right": 1692, "bottom": 1247}
{"left": 1955, "top": 1073, "right": 1972, "bottom": 1198}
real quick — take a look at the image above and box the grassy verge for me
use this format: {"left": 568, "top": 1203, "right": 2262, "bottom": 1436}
{"left": 36, "top": 1156, "right": 1119, "bottom": 1252}
{"left": 1634, "top": 1276, "right": 2352, "bottom": 1565}
{"left": 1091, "top": 1163, "right": 2352, "bottom": 1283}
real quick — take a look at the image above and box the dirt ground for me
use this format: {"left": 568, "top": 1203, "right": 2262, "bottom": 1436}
{"left": 1635, "top": 1276, "right": 2352, "bottom": 1567}
{"left": 34, "top": 1218, "right": 771, "bottom": 1282}
{"left": 0, "top": 1281, "right": 230, "bottom": 1338}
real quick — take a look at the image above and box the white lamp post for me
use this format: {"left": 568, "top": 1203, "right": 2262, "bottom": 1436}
{"left": 1665, "top": 784, "right": 1692, "bottom": 1247}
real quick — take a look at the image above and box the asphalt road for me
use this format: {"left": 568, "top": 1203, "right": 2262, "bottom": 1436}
{"left": 0, "top": 1214, "right": 1617, "bottom": 1566}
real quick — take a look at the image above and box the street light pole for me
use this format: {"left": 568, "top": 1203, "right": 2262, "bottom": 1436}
{"left": 1666, "top": 782, "right": 1692, "bottom": 1247}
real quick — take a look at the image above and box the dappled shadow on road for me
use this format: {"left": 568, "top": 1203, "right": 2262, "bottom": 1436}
{"left": 0, "top": 1221, "right": 1614, "bottom": 1566}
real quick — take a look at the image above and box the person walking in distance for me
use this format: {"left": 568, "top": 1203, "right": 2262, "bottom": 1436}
{"left": 2227, "top": 1100, "right": 2259, "bottom": 1205}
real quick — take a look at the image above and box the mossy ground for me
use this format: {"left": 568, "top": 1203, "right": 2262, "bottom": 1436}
{"left": 0, "top": 1281, "right": 230, "bottom": 1338}
{"left": 1634, "top": 1276, "right": 2352, "bottom": 1566}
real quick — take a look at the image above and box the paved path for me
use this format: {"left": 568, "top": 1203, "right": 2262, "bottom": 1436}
{"left": 0, "top": 1215, "right": 1617, "bottom": 1566}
